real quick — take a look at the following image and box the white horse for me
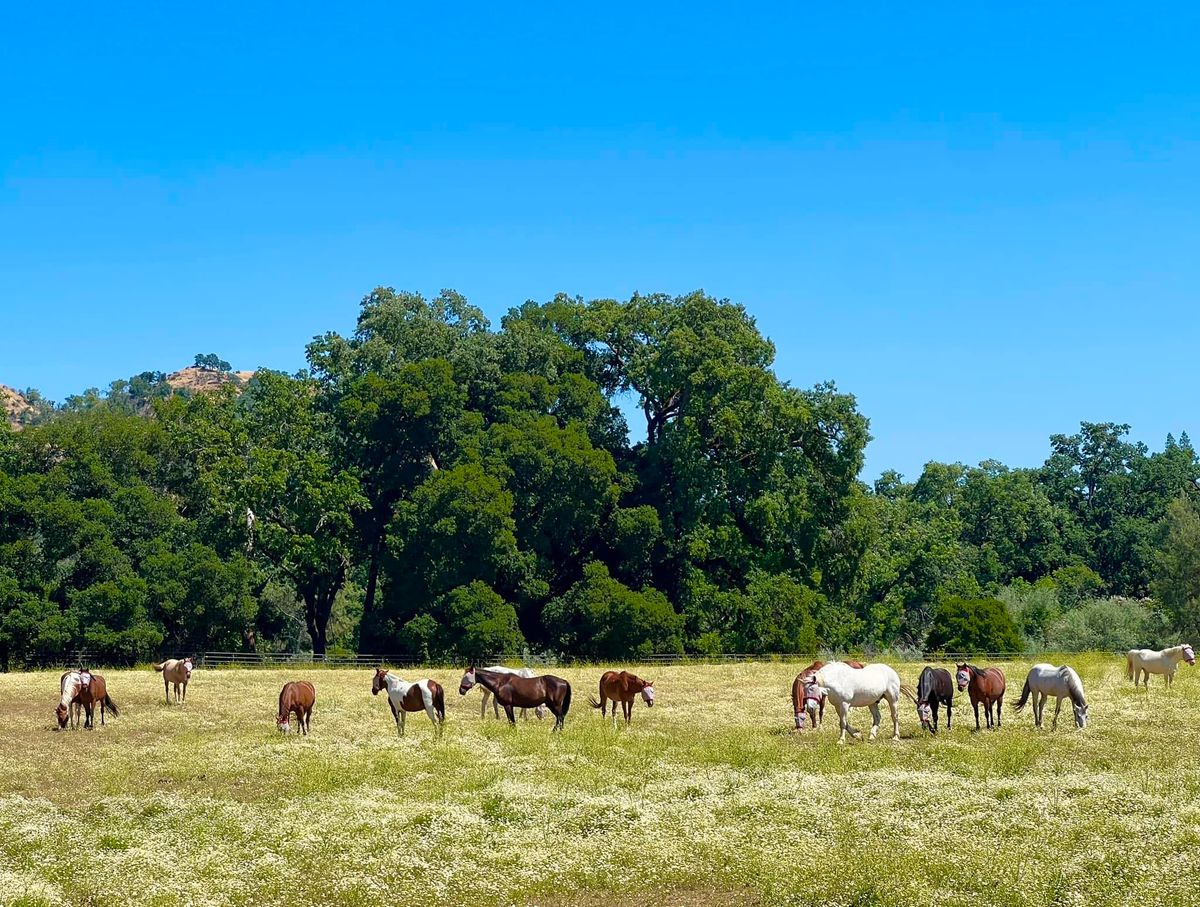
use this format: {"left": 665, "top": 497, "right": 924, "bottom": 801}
{"left": 807, "top": 662, "right": 916, "bottom": 744}
{"left": 1127, "top": 644, "right": 1194, "bottom": 688}
{"left": 476, "top": 665, "right": 546, "bottom": 720}
{"left": 371, "top": 668, "right": 445, "bottom": 738}
{"left": 1014, "top": 664, "right": 1088, "bottom": 729}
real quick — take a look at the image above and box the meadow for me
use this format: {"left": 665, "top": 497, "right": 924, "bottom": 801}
{"left": 1, "top": 655, "right": 1198, "bottom": 907}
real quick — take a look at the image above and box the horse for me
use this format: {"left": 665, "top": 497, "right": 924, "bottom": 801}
{"left": 1126, "top": 644, "right": 1194, "bottom": 688}
{"left": 1014, "top": 664, "right": 1088, "bottom": 730}
{"left": 589, "top": 670, "right": 654, "bottom": 726}
{"left": 474, "top": 665, "right": 546, "bottom": 721}
{"left": 56, "top": 671, "right": 118, "bottom": 730}
{"left": 914, "top": 666, "right": 954, "bottom": 734}
{"left": 791, "top": 659, "right": 866, "bottom": 730}
{"left": 153, "top": 657, "right": 194, "bottom": 703}
{"left": 805, "top": 662, "right": 916, "bottom": 744}
{"left": 459, "top": 666, "right": 572, "bottom": 731}
{"left": 956, "top": 664, "right": 1006, "bottom": 730}
{"left": 371, "top": 668, "right": 445, "bottom": 737}
{"left": 277, "top": 681, "right": 316, "bottom": 735}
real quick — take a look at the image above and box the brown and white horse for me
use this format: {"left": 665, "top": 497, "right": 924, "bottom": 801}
{"left": 589, "top": 670, "right": 654, "bottom": 725}
{"left": 792, "top": 660, "right": 865, "bottom": 730}
{"left": 371, "top": 668, "right": 445, "bottom": 737}
{"left": 956, "top": 663, "right": 1006, "bottom": 730}
{"left": 153, "top": 657, "right": 194, "bottom": 703}
{"left": 277, "top": 681, "right": 316, "bottom": 735}
{"left": 56, "top": 671, "right": 118, "bottom": 730}
{"left": 459, "top": 667, "right": 572, "bottom": 731}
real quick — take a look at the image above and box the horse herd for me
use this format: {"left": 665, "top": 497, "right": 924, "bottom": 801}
{"left": 50, "top": 645, "right": 1194, "bottom": 742}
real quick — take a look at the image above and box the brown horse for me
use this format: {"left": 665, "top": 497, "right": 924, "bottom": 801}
{"left": 56, "top": 671, "right": 118, "bottom": 730}
{"left": 956, "top": 663, "right": 1006, "bottom": 730}
{"left": 277, "top": 681, "right": 316, "bottom": 735}
{"left": 459, "top": 667, "right": 571, "bottom": 731}
{"left": 153, "top": 657, "right": 194, "bottom": 703}
{"left": 791, "top": 660, "right": 866, "bottom": 730}
{"left": 589, "top": 671, "right": 654, "bottom": 725}
{"left": 371, "top": 668, "right": 445, "bottom": 737}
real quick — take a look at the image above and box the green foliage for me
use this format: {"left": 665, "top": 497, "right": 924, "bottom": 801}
{"left": 544, "top": 562, "right": 684, "bottom": 659}
{"left": 194, "top": 353, "right": 232, "bottom": 372}
{"left": 439, "top": 581, "right": 526, "bottom": 661}
{"left": 925, "top": 596, "right": 1024, "bottom": 654}
{"left": 1152, "top": 497, "right": 1200, "bottom": 637}
{"left": 1043, "top": 597, "right": 1160, "bottom": 651}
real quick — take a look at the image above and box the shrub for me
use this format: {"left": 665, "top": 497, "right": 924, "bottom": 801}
{"left": 925, "top": 596, "right": 1023, "bottom": 654}
{"left": 1043, "top": 597, "right": 1161, "bottom": 651}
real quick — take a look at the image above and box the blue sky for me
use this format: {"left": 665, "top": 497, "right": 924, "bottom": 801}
{"left": 2, "top": 5, "right": 1197, "bottom": 479}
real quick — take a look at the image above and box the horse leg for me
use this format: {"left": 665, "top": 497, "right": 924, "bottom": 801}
{"left": 836, "top": 702, "right": 852, "bottom": 744}
{"left": 503, "top": 703, "right": 517, "bottom": 726}
{"left": 400, "top": 710, "right": 407, "bottom": 737}
{"left": 390, "top": 700, "right": 401, "bottom": 736}
{"left": 995, "top": 695, "right": 1002, "bottom": 728}
{"left": 973, "top": 700, "right": 981, "bottom": 731}
{"left": 946, "top": 700, "right": 951, "bottom": 731}
{"left": 1052, "top": 697, "right": 1063, "bottom": 731}
{"left": 164, "top": 678, "right": 170, "bottom": 703}
{"left": 182, "top": 680, "right": 187, "bottom": 702}
{"left": 625, "top": 700, "right": 633, "bottom": 725}
{"left": 887, "top": 696, "right": 899, "bottom": 740}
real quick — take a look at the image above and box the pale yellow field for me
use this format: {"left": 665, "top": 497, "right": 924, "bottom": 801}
{"left": 1, "top": 656, "right": 1198, "bottom": 907}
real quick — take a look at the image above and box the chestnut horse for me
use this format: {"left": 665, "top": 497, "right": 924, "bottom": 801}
{"left": 915, "top": 666, "right": 953, "bottom": 734}
{"left": 791, "top": 659, "right": 865, "bottom": 730}
{"left": 459, "top": 666, "right": 571, "bottom": 731}
{"left": 56, "top": 671, "right": 118, "bottom": 730}
{"left": 589, "top": 670, "right": 654, "bottom": 725}
{"left": 956, "top": 663, "right": 1005, "bottom": 730}
{"left": 277, "top": 681, "right": 315, "bottom": 735}
{"left": 153, "top": 657, "right": 194, "bottom": 703}
{"left": 371, "top": 668, "right": 445, "bottom": 737}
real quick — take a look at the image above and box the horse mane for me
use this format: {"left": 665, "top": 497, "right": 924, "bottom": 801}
{"left": 966, "top": 664, "right": 986, "bottom": 677}
{"left": 1063, "top": 666, "right": 1087, "bottom": 707}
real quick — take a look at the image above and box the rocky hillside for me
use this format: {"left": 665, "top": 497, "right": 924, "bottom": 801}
{"left": 2, "top": 385, "right": 34, "bottom": 430}
{"left": 165, "top": 366, "right": 256, "bottom": 394}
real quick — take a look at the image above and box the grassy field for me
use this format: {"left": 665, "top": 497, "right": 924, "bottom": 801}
{"left": 1, "top": 655, "right": 1198, "bottom": 907}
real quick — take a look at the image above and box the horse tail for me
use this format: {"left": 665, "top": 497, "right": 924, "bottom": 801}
{"left": 589, "top": 696, "right": 603, "bottom": 709}
{"left": 562, "top": 682, "right": 572, "bottom": 717}
{"left": 898, "top": 684, "right": 918, "bottom": 704}
{"left": 1014, "top": 677, "right": 1031, "bottom": 713}
{"left": 152, "top": 662, "right": 165, "bottom": 673}
{"left": 104, "top": 695, "right": 119, "bottom": 717}
{"left": 1126, "top": 652, "right": 1135, "bottom": 681}
{"left": 432, "top": 683, "right": 445, "bottom": 722}
{"left": 791, "top": 674, "right": 805, "bottom": 716}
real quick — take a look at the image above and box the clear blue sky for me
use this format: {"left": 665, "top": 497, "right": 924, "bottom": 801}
{"left": 2, "top": 5, "right": 1198, "bottom": 480}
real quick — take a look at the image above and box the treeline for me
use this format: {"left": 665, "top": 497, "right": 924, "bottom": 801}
{"left": 2, "top": 289, "right": 1198, "bottom": 668}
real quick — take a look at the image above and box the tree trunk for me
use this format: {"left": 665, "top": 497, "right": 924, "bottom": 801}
{"left": 303, "top": 590, "right": 332, "bottom": 657}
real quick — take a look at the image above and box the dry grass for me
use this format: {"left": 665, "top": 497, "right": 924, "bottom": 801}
{"left": 1, "top": 655, "right": 1198, "bottom": 906}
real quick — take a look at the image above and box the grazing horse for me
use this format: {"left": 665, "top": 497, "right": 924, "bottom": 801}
{"left": 153, "top": 658, "right": 194, "bottom": 703}
{"left": 589, "top": 670, "right": 654, "bottom": 726}
{"left": 277, "top": 681, "right": 316, "bottom": 735}
{"left": 371, "top": 668, "right": 445, "bottom": 737}
{"left": 805, "top": 662, "right": 916, "bottom": 744}
{"left": 474, "top": 665, "right": 546, "bottom": 721}
{"left": 459, "top": 666, "right": 572, "bottom": 731}
{"left": 56, "top": 671, "right": 118, "bottom": 730}
{"left": 1127, "top": 644, "right": 1194, "bottom": 689}
{"left": 956, "top": 664, "right": 1006, "bottom": 730}
{"left": 915, "top": 666, "right": 954, "bottom": 734}
{"left": 792, "top": 659, "right": 866, "bottom": 730}
{"left": 1015, "top": 664, "right": 1088, "bottom": 729}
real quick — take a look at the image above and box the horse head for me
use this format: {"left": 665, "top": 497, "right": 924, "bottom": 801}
{"left": 277, "top": 716, "right": 290, "bottom": 734}
{"left": 641, "top": 681, "right": 655, "bottom": 706}
{"left": 1073, "top": 701, "right": 1089, "bottom": 729}
{"left": 1183, "top": 644, "right": 1195, "bottom": 666}
{"left": 55, "top": 704, "right": 69, "bottom": 729}
{"left": 458, "top": 667, "right": 477, "bottom": 695}
{"left": 183, "top": 658, "right": 194, "bottom": 679}
{"left": 917, "top": 701, "right": 935, "bottom": 733}
{"left": 955, "top": 664, "right": 972, "bottom": 691}
{"left": 371, "top": 668, "right": 389, "bottom": 696}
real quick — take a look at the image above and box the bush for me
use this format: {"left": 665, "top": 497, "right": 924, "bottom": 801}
{"left": 925, "top": 596, "right": 1023, "bottom": 654}
{"left": 722, "top": 571, "right": 819, "bottom": 654}
{"left": 1043, "top": 597, "right": 1161, "bottom": 651}
{"left": 438, "top": 581, "right": 525, "bottom": 661}
{"left": 543, "top": 562, "right": 684, "bottom": 659}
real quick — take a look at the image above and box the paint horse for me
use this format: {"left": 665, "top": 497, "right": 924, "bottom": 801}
{"left": 956, "top": 664, "right": 1006, "bottom": 730}
{"left": 805, "top": 662, "right": 916, "bottom": 744}
{"left": 371, "top": 668, "right": 445, "bottom": 737}
{"left": 153, "top": 657, "right": 194, "bottom": 703}
{"left": 475, "top": 665, "right": 546, "bottom": 721}
{"left": 459, "top": 666, "right": 572, "bottom": 731}
{"left": 277, "top": 681, "right": 316, "bottom": 735}
{"left": 1014, "top": 664, "right": 1088, "bottom": 729}
{"left": 589, "top": 670, "right": 654, "bottom": 726}
{"left": 56, "top": 670, "right": 118, "bottom": 730}
{"left": 914, "top": 666, "right": 953, "bottom": 734}
{"left": 792, "top": 659, "right": 865, "bottom": 730}
{"left": 1126, "top": 644, "right": 1194, "bottom": 689}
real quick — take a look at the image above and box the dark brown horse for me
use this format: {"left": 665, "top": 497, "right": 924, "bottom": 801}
{"left": 791, "top": 660, "right": 866, "bottom": 730}
{"left": 459, "top": 667, "right": 571, "bottom": 731}
{"left": 956, "top": 663, "right": 1005, "bottom": 730}
{"left": 915, "top": 666, "right": 953, "bottom": 734}
{"left": 277, "top": 681, "right": 316, "bottom": 735}
{"left": 56, "top": 670, "right": 118, "bottom": 730}
{"left": 589, "top": 670, "right": 654, "bottom": 725}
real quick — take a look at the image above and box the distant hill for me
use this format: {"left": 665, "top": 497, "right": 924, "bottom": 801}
{"left": 165, "top": 366, "right": 256, "bottom": 394}
{"left": 2, "top": 384, "right": 33, "bottom": 430}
